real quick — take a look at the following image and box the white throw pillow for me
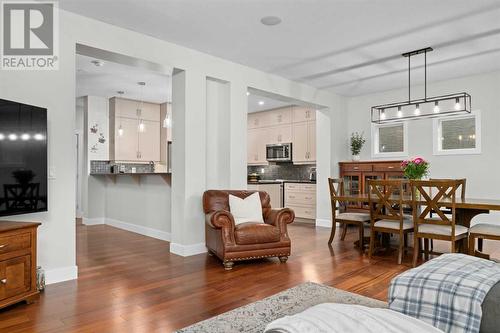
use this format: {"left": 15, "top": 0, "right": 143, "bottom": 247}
{"left": 229, "top": 192, "right": 264, "bottom": 225}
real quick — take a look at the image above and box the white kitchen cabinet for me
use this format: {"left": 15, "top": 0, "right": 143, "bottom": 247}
{"left": 109, "top": 97, "right": 161, "bottom": 161}
{"left": 248, "top": 112, "right": 264, "bottom": 129}
{"left": 247, "top": 128, "right": 268, "bottom": 165}
{"left": 248, "top": 107, "right": 291, "bottom": 129}
{"left": 268, "top": 124, "right": 292, "bottom": 144}
{"left": 247, "top": 183, "right": 282, "bottom": 208}
{"left": 112, "top": 97, "right": 160, "bottom": 121}
{"left": 138, "top": 120, "right": 161, "bottom": 161}
{"left": 292, "top": 121, "right": 316, "bottom": 164}
{"left": 284, "top": 183, "right": 316, "bottom": 220}
{"left": 114, "top": 117, "right": 139, "bottom": 161}
{"left": 292, "top": 106, "right": 316, "bottom": 123}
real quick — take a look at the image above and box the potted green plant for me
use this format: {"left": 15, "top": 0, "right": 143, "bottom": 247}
{"left": 350, "top": 132, "right": 365, "bottom": 161}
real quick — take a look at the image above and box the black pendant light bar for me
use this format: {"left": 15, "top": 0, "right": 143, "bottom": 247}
{"left": 371, "top": 47, "right": 472, "bottom": 124}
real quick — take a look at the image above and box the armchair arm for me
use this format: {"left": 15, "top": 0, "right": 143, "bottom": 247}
{"left": 205, "top": 210, "right": 236, "bottom": 246}
{"left": 206, "top": 210, "right": 235, "bottom": 230}
{"left": 264, "top": 208, "right": 295, "bottom": 233}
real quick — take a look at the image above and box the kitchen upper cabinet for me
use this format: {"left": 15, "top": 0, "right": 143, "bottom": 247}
{"left": 138, "top": 120, "right": 161, "bottom": 161}
{"left": 292, "top": 121, "right": 315, "bottom": 164}
{"left": 268, "top": 124, "right": 292, "bottom": 144}
{"left": 292, "top": 107, "right": 316, "bottom": 123}
{"left": 113, "top": 118, "right": 139, "bottom": 161}
{"left": 248, "top": 107, "right": 291, "bottom": 129}
{"left": 112, "top": 97, "right": 160, "bottom": 121}
{"left": 247, "top": 128, "right": 268, "bottom": 165}
{"left": 109, "top": 97, "right": 161, "bottom": 162}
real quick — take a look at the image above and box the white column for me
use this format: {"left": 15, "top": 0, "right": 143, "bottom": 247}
{"left": 206, "top": 78, "right": 230, "bottom": 189}
{"left": 315, "top": 108, "right": 332, "bottom": 227}
{"left": 170, "top": 69, "right": 208, "bottom": 256}
{"left": 229, "top": 80, "right": 248, "bottom": 189}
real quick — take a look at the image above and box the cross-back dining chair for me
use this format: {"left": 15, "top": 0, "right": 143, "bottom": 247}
{"left": 411, "top": 179, "right": 469, "bottom": 267}
{"left": 328, "top": 178, "right": 371, "bottom": 251}
{"left": 368, "top": 179, "right": 414, "bottom": 264}
{"left": 429, "top": 178, "right": 467, "bottom": 251}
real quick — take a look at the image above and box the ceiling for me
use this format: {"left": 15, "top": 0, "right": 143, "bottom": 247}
{"left": 247, "top": 93, "right": 293, "bottom": 113}
{"left": 76, "top": 54, "right": 171, "bottom": 103}
{"left": 62, "top": 0, "right": 500, "bottom": 96}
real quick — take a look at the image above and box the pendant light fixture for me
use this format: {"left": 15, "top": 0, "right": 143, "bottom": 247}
{"left": 371, "top": 47, "right": 471, "bottom": 123}
{"left": 137, "top": 82, "right": 146, "bottom": 133}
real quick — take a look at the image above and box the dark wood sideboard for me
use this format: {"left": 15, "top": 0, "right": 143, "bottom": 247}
{"left": 339, "top": 160, "right": 404, "bottom": 210}
{"left": 0, "top": 221, "right": 41, "bottom": 309}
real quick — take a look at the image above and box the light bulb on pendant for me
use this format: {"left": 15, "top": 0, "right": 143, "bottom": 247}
{"left": 454, "top": 98, "right": 461, "bottom": 110}
{"left": 139, "top": 120, "right": 145, "bottom": 132}
{"left": 118, "top": 125, "right": 124, "bottom": 137}
{"left": 414, "top": 104, "right": 420, "bottom": 115}
{"left": 433, "top": 101, "right": 440, "bottom": 113}
{"left": 397, "top": 106, "right": 403, "bottom": 118}
{"left": 380, "top": 109, "right": 386, "bottom": 120}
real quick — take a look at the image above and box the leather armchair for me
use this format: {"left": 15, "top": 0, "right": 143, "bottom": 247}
{"left": 203, "top": 190, "right": 294, "bottom": 270}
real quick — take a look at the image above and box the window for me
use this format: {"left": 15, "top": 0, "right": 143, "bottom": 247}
{"left": 433, "top": 111, "right": 481, "bottom": 155}
{"left": 372, "top": 122, "right": 408, "bottom": 157}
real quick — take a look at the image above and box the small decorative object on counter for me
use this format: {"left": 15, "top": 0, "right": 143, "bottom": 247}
{"left": 350, "top": 132, "right": 365, "bottom": 161}
{"left": 248, "top": 173, "right": 260, "bottom": 184}
{"left": 401, "top": 157, "right": 429, "bottom": 180}
{"left": 36, "top": 266, "right": 45, "bottom": 291}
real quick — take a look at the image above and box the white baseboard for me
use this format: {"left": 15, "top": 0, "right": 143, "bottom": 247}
{"left": 105, "top": 218, "right": 171, "bottom": 242}
{"left": 82, "top": 217, "right": 105, "bottom": 225}
{"left": 170, "top": 242, "right": 207, "bottom": 257}
{"left": 45, "top": 265, "right": 78, "bottom": 285}
{"left": 315, "top": 218, "right": 332, "bottom": 228}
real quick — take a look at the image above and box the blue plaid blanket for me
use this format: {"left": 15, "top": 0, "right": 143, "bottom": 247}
{"left": 389, "top": 254, "right": 500, "bottom": 333}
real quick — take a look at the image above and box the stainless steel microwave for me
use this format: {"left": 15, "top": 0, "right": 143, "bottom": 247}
{"left": 266, "top": 143, "right": 292, "bottom": 162}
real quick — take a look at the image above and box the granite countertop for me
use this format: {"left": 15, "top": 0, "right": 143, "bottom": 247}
{"left": 248, "top": 179, "right": 316, "bottom": 185}
{"left": 91, "top": 172, "right": 171, "bottom": 175}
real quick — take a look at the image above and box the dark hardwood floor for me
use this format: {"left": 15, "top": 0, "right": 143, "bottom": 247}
{"left": 0, "top": 222, "right": 499, "bottom": 332}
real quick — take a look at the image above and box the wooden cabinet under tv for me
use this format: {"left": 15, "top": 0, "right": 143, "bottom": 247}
{"left": 0, "top": 221, "right": 40, "bottom": 309}
{"left": 339, "top": 160, "right": 404, "bottom": 210}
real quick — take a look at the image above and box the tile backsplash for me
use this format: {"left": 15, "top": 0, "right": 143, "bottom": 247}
{"left": 90, "top": 160, "right": 155, "bottom": 174}
{"left": 248, "top": 163, "right": 315, "bottom": 181}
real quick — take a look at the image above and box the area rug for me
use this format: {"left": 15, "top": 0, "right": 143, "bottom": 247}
{"left": 176, "top": 282, "right": 387, "bottom": 333}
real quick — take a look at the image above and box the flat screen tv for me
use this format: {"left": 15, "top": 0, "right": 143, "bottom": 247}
{"left": 0, "top": 99, "right": 47, "bottom": 217}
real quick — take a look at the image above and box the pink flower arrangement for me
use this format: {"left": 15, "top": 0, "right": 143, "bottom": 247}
{"left": 401, "top": 157, "right": 429, "bottom": 179}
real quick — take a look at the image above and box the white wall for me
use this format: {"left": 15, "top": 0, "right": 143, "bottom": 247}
{"left": 346, "top": 70, "right": 500, "bottom": 222}
{"left": 0, "top": 8, "right": 342, "bottom": 282}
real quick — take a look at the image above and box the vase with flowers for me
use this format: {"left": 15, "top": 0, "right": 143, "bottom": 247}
{"left": 401, "top": 157, "right": 429, "bottom": 180}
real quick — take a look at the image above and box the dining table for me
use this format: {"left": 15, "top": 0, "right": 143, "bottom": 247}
{"left": 335, "top": 194, "right": 500, "bottom": 228}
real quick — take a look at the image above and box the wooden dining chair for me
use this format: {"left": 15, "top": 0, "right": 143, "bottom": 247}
{"left": 411, "top": 179, "right": 469, "bottom": 267}
{"left": 469, "top": 224, "right": 500, "bottom": 259}
{"left": 368, "top": 180, "right": 414, "bottom": 264}
{"left": 429, "top": 178, "right": 467, "bottom": 251}
{"left": 328, "top": 178, "right": 371, "bottom": 251}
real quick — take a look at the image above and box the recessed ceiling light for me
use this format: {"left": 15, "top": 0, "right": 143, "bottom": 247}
{"left": 260, "top": 16, "right": 282, "bottom": 26}
{"left": 258, "top": 101, "right": 265, "bottom": 106}
{"left": 91, "top": 60, "right": 104, "bottom": 67}
{"left": 246, "top": 92, "right": 250, "bottom": 96}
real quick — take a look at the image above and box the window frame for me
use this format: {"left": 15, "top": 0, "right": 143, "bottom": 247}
{"left": 433, "top": 110, "right": 481, "bottom": 156}
{"left": 371, "top": 121, "right": 408, "bottom": 158}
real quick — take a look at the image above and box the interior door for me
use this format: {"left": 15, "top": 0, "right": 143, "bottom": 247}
{"left": 115, "top": 117, "right": 139, "bottom": 161}
{"left": 138, "top": 120, "right": 161, "bottom": 161}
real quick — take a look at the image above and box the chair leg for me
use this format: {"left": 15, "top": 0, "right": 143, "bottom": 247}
{"left": 424, "top": 238, "right": 429, "bottom": 260}
{"left": 413, "top": 236, "right": 420, "bottom": 267}
{"left": 397, "top": 232, "right": 404, "bottom": 265}
{"left": 478, "top": 238, "right": 483, "bottom": 252}
{"left": 368, "top": 230, "right": 376, "bottom": 260}
{"left": 451, "top": 240, "right": 456, "bottom": 254}
{"left": 403, "top": 233, "right": 408, "bottom": 254}
{"left": 340, "top": 223, "right": 348, "bottom": 241}
{"left": 358, "top": 224, "right": 364, "bottom": 253}
{"left": 328, "top": 221, "right": 337, "bottom": 245}
{"left": 223, "top": 261, "right": 234, "bottom": 270}
{"left": 468, "top": 235, "right": 475, "bottom": 256}
{"left": 278, "top": 256, "right": 288, "bottom": 263}
{"left": 430, "top": 239, "right": 434, "bottom": 252}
